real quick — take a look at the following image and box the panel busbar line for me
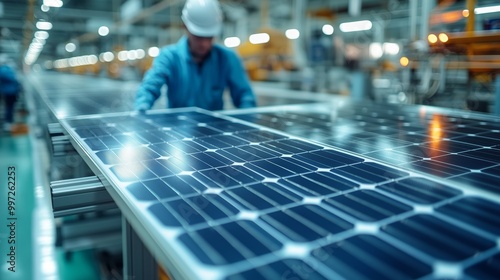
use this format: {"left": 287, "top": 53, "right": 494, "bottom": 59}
{"left": 60, "top": 107, "right": 500, "bottom": 280}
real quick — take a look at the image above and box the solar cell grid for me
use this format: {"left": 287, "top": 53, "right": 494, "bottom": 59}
{"left": 60, "top": 107, "right": 500, "bottom": 279}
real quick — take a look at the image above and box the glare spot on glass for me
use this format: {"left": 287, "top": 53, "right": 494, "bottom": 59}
{"left": 119, "top": 146, "right": 138, "bottom": 162}
{"left": 41, "top": 4, "right": 50, "bottom": 12}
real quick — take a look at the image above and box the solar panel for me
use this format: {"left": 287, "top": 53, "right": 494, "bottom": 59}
{"left": 60, "top": 107, "right": 500, "bottom": 279}
{"left": 227, "top": 102, "right": 500, "bottom": 194}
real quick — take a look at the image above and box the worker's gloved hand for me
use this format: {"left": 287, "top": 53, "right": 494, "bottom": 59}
{"left": 133, "top": 105, "right": 149, "bottom": 116}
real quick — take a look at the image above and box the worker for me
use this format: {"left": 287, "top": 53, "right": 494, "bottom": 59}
{"left": 134, "top": 0, "right": 256, "bottom": 112}
{"left": 0, "top": 56, "right": 21, "bottom": 133}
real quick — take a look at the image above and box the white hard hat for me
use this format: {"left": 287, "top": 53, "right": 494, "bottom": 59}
{"left": 182, "top": 0, "right": 223, "bottom": 37}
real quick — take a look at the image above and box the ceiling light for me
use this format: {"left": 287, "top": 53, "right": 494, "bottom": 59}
{"left": 148, "top": 47, "right": 160, "bottom": 57}
{"left": 383, "top": 42, "right": 399, "bottom": 55}
{"left": 339, "top": 20, "right": 372, "bottom": 32}
{"left": 98, "top": 26, "right": 109, "bottom": 36}
{"left": 438, "top": 33, "right": 448, "bottom": 43}
{"left": 65, "top": 43, "right": 76, "bottom": 53}
{"left": 41, "top": 5, "right": 50, "bottom": 12}
{"left": 224, "top": 37, "right": 241, "bottom": 48}
{"left": 285, "top": 29, "right": 300, "bottom": 40}
{"left": 369, "top": 43, "right": 383, "bottom": 59}
{"left": 43, "top": 0, "right": 63, "bottom": 8}
{"left": 136, "top": 49, "right": 145, "bottom": 59}
{"left": 36, "top": 21, "right": 53, "bottom": 30}
{"left": 400, "top": 57, "right": 409, "bottom": 67}
{"left": 249, "top": 33, "right": 270, "bottom": 44}
{"left": 34, "top": 31, "right": 49, "bottom": 39}
{"left": 475, "top": 5, "right": 500, "bottom": 14}
{"left": 428, "top": 34, "right": 438, "bottom": 44}
{"left": 322, "top": 24, "right": 334, "bottom": 35}
{"left": 118, "top": 51, "right": 128, "bottom": 61}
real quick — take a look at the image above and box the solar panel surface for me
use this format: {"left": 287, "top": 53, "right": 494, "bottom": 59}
{"left": 60, "top": 107, "right": 500, "bottom": 280}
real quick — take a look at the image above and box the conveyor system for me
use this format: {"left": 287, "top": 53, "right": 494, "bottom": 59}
{"left": 27, "top": 72, "right": 500, "bottom": 279}
{"left": 51, "top": 176, "right": 116, "bottom": 217}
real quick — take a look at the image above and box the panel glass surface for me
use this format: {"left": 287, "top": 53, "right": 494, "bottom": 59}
{"left": 60, "top": 107, "right": 500, "bottom": 279}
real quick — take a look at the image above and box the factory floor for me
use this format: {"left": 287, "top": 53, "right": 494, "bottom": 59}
{"left": 0, "top": 110, "right": 101, "bottom": 279}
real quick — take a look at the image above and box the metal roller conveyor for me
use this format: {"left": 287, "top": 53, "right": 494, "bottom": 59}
{"left": 51, "top": 176, "right": 116, "bottom": 217}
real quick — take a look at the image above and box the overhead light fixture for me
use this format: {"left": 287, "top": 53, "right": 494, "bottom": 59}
{"left": 438, "top": 33, "right": 448, "bottom": 43}
{"left": 148, "top": 47, "right": 160, "bottom": 57}
{"left": 100, "top": 52, "right": 115, "bottom": 62}
{"left": 383, "top": 42, "right": 399, "bottom": 55}
{"left": 249, "top": 33, "right": 270, "bottom": 44}
{"left": 428, "top": 34, "right": 438, "bottom": 44}
{"left": 369, "top": 43, "right": 383, "bottom": 59}
{"left": 322, "top": 24, "right": 334, "bottom": 35}
{"left": 98, "top": 26, "right": 109, "bottom": 36}
{"left": 285, "top": 29, "right": 300, "bottom": 40}
{"left": 475, "top": 5, "right": 500, "bottom": 14}
{"left": 339, "top": 20, "right": 372, "bottom": 32}
{"left": 136, "top": 49, "right": 145, "bottom": 59}
{"left": 34, "top": 31, "right": 49, "bottom": 39}
{"left": 400, "top": 57, "right": 409, "bottom": 67}
{"left": 41, "top": 4, "right": 50, "bottom": 12}
{"left": 36, "top": 21, "right": 53, "bottom": 30}
{"left": 43, "top": 0, "right": 63, "bottom": 8}
{"left": 65, "top": 43, "right": 76, "bottom": 53}
{"left": 224, "top": 37, "right": 241, "bottom": 48}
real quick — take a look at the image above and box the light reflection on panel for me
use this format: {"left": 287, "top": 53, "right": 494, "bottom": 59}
{"left": 227, "top": 103, "right": 500, "bottom": 194}
{"left": 60, "top": 108, "right": 500, "bottom": 279}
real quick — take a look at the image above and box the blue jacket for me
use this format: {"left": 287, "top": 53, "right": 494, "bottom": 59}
{"left": 135, "top": 36, "right": 256, "bottom": 111}
{"left": 0, "top": 65, "right": 20, "bottom": 96}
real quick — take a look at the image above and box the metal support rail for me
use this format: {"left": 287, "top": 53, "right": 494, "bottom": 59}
{"left": 51, "top": 176, "right": 116, "bottom": 217}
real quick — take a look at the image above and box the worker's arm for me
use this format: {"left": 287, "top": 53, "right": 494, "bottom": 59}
{"left": 226, "top": 51, "right": 257, "bottom": 109}
{"left": 134, "top": 49, "right": 172, "bottom": 111}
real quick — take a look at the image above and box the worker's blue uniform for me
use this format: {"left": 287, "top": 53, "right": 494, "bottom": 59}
{"left": 135, "top": 36, "right": 256, "bottom": 111}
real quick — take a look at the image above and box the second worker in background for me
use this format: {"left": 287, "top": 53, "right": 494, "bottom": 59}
{"left": 135, "top": 0, "right": 257, "bottom": 112}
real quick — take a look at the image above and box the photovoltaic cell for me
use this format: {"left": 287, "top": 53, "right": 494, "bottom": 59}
{"left": 59, "top": 107, "right": 500, "bottom": 279}
{"left": 311, "top": 234, "right": 432, "bottom": 279}
{"left": 382, "top": 214, "right": 496, "bottom": 261}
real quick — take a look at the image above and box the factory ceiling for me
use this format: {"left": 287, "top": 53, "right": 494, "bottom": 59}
{"left": 4, "top": 0, "right": 495, "bottom": 67}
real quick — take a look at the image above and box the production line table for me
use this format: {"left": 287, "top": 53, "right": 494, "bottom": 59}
{"left": 28, "top": 72, "right": 500, "bottom": 279}
{"left": 59, "top": 104, "right": 500, "bottom": 279}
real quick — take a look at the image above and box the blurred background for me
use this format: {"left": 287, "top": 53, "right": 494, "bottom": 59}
{"left": 2, "top": 1, "right": 500, "bottom": 280}
{"left": 1, "top": 0, "right": 499, "bottom": 112}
